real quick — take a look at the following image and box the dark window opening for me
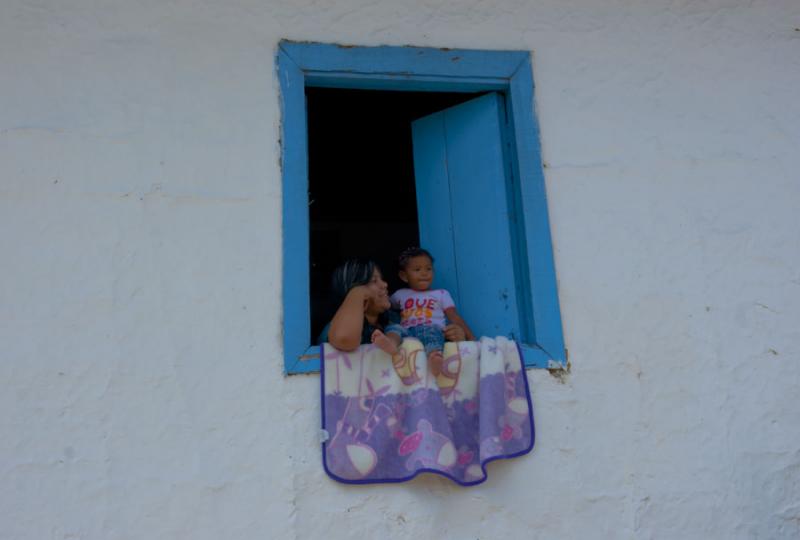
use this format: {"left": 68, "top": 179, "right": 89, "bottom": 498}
{"left": 307, "top": 88, "right": 480, "bottom": 340}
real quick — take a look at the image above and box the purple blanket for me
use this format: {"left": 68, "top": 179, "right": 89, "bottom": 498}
{"left": 321, "top": 336, "right": 534, "bottom": 486}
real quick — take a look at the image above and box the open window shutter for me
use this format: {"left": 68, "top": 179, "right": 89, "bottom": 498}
{"left": 411, "top": 92, "right": 521, "bottom": 339}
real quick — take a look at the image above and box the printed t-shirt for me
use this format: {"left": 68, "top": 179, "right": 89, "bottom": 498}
{"left": 390, "top": 288, "right": 454, "bottom": 329}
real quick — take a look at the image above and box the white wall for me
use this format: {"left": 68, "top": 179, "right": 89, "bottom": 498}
{"left": 2, "top": 1, "right": 799, "bottom": 538}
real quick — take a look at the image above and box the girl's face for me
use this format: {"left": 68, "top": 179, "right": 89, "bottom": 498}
{"left": 364, "top": 267, "right": 391, "bottom": 315}
{"left": 400, "top": 255, "right": 434, "bottom": 291}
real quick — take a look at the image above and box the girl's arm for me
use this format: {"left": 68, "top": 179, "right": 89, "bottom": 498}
{"left": 327, "top": 286, "right": 372, "bottom": 351}
{"left": 443, "top": 307, "right": 476, "bottom": 341}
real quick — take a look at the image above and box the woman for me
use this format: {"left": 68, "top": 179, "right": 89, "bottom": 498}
{"left": 318, "top": 258, "right": 465, "bottom": 351}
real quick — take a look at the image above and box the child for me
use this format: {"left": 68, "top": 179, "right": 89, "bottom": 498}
{"left": 371, "top": 247, "right": 475, "bottom": 373}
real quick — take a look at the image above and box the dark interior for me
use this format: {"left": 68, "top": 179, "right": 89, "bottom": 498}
{"left": 306, "top": 87, "right": 480, "bottom": 339}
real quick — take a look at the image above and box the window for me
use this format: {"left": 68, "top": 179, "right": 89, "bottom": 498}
{"left": 305, "top": 88, "right": 482, "bottom": 345}
{"left": 278, "top": 41, "right": 565, "bottom": 373}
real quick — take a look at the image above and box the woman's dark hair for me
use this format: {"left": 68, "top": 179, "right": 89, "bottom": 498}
{"left": 330, "top": 258, "right": 377, "bottom": 304}
{"left": 397, "top": 247, "right": 434, "bottom": 270}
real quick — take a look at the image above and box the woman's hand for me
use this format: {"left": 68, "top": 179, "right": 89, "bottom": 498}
{"left": 349, "top": 284, "right": 378, "bottom": 313}
{"left": 351, "top": 272, "right": 391, "bottom": 317}
{"left": 443, "top": 323, "right": 466, "bottom": 342}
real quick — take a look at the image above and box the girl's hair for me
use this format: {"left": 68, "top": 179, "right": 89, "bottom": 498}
{"left": 397, "top": 247, "right": 434, "bottom": 270}
{"left": 330, "top": 258, "right": 378, "bottom": 304}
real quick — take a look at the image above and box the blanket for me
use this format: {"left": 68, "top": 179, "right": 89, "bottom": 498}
{"left": 321, "top": 336, "right": 534, "bottom": 486}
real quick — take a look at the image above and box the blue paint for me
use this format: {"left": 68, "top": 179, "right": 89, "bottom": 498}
{"left": 277, "top": 48, "right": 312, "bottom": 374}
{"left": 411, "top": 111, "right": 460, "bottom": 307}
{"left": 412, "top": 93, "right": 521, "bottom": 339}
{"left": 280, "top": 42, "right": 528, "bottom": 80}
{"left": 277, "top": 41, "right": 566, "bottom": 372}
{"left": 518, "top": 344, "right": 555, "bottom": 369}
{"left": 288, "top": 346, "right": 322, "bottom": 374}
{"left": 508, "top": 57, "right": 566, "bottom": 364}
{"left": 496, "top": 91, "right": 536, "bottom": 344}
{"left": 305, "top": 73, "right": 507, "bottom": 93}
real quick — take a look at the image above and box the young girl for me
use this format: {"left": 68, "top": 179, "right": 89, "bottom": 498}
{"left": 372, "top": 248, "right": 475, "bottom": 371}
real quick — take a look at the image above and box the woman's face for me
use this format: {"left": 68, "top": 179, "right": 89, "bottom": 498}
{"left": 364, "top": 267, "right": 391, "bottom": 315}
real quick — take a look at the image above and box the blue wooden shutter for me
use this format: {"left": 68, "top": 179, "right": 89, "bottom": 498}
{"left": 411, "top": 93, "right": 521, "bottom": 339}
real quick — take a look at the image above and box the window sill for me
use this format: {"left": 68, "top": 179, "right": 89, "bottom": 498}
{"left": 286, "top": 343, "right": 565, "bottom": 374}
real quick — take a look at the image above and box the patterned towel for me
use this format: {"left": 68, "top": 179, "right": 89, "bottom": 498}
{"left": 321, "top": 336, "right": 534, "bottom": 486}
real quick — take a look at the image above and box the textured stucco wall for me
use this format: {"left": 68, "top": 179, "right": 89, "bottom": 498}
{"left": 2, "top": 1, "right": 799, "bottom": 539}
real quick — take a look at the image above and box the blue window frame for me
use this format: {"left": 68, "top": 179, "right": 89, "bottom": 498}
{"left": 277, "top": 41, "right": 565, "bottom": 374}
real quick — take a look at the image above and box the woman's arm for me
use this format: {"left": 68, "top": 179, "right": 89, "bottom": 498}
{"left": 327, "top": 286, "right": 372, "bottom": 351}
{"left": 443, "top": 307, "right": 476, "bottom": 341}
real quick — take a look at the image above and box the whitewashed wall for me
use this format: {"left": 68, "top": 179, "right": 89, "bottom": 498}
{"left": 2, "top": 1, "right": 799, "bottom": 538}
